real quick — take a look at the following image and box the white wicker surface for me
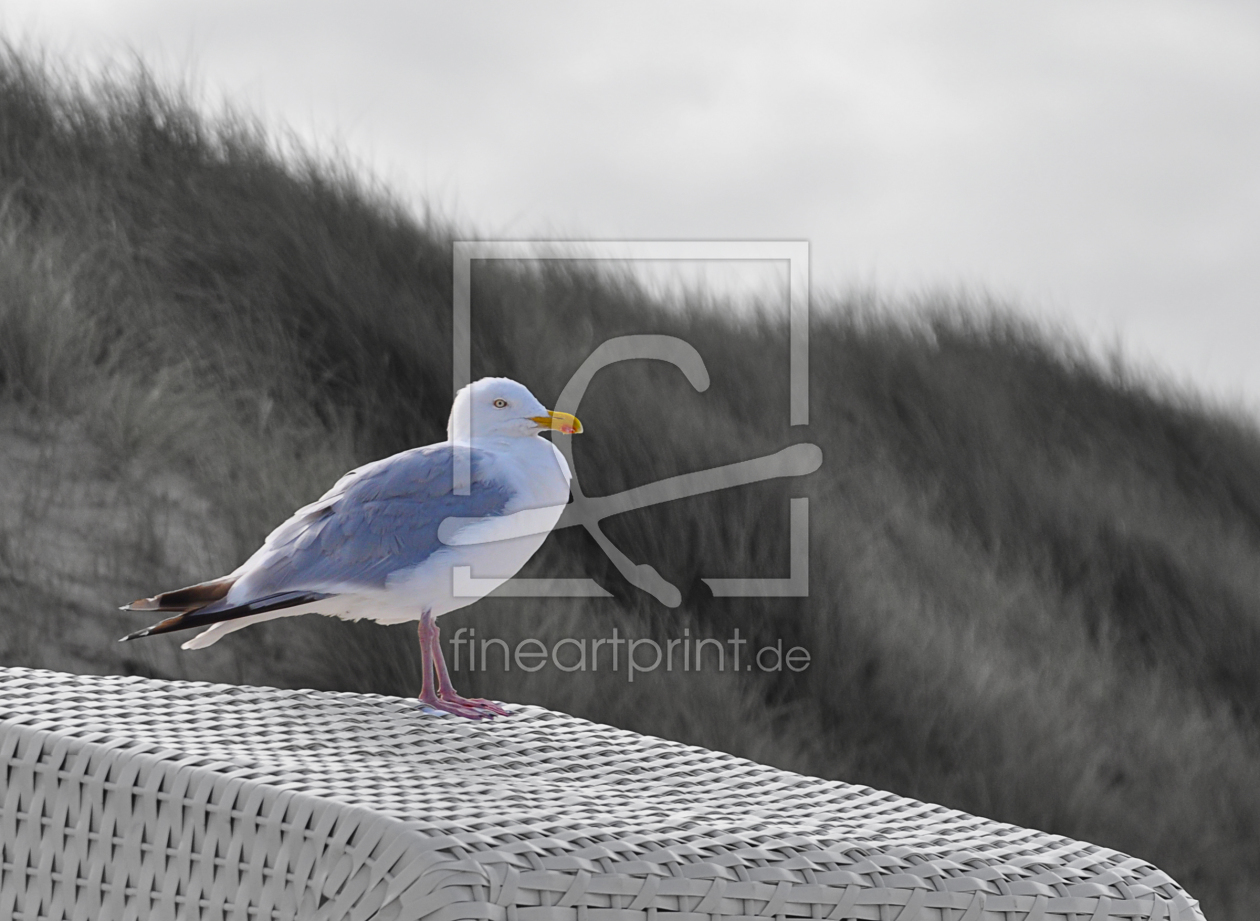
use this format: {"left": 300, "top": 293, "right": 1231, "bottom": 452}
{"left": 0, "top": 667, "right": 1203, "bottom": 921}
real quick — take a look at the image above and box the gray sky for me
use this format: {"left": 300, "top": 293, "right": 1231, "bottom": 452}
{"left": 4, "top": 1, "right": 1258, "bottom": 414}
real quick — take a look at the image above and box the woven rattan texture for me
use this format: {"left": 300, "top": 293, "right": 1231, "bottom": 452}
{"left": 0, "top": 668, "right": 1203, "bottom": 921}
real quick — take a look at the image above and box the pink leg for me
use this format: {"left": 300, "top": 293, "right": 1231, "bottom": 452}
{"left": 417, "top": 617, "right": 439, "bottom": 702}
{"left": 416, "top": 612, "right": 510, "bottom": 719}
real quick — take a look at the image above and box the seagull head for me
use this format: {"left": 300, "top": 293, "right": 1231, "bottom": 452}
{"left": 448, "top": 377, "right": 583, "bottom": 443}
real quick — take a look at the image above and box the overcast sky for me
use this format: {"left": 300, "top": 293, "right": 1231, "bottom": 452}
{"left": 3, "top": 1, "right": 1258, "bottom": 414}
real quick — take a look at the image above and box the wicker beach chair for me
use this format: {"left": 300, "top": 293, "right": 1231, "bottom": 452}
{"left": 0, "top": 667, "right": 1203, "bottom": 921}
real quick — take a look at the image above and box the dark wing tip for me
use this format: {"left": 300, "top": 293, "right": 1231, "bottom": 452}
{"left": 120, "top": 579, "right": 235, "bottom": 615}
{"left": 119, "top": 611, "right": 189, "bottom": 642}
{"left": 118, "top": 590, "right": 332, "bottom": 645}
{"left": 120, "top": 598, "right": 159, "bottom": 612}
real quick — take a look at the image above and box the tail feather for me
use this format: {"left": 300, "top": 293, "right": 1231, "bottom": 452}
{"left": 119, "top": 589, "right": 333, "bottom": 642}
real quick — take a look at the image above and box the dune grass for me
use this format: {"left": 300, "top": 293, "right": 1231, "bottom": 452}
{"left": 1, "top": 46, "right": 1258, "bottom": 918}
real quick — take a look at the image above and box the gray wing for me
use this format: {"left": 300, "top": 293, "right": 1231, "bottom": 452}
{"left": 231, "top": 444, "right": 512, "bottom": 600}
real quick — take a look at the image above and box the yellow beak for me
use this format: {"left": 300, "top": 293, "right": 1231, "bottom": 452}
{"left": 530, "top": 410, "right": 583, "bottom": 435}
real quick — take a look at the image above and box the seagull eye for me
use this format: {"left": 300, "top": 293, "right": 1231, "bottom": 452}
{"left": 493, "top": 398, "right": 508, "bottom": 408}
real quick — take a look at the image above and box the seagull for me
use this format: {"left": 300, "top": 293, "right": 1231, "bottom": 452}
{"left": 119, "top": 377, "right": 581, "bottom": 719}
